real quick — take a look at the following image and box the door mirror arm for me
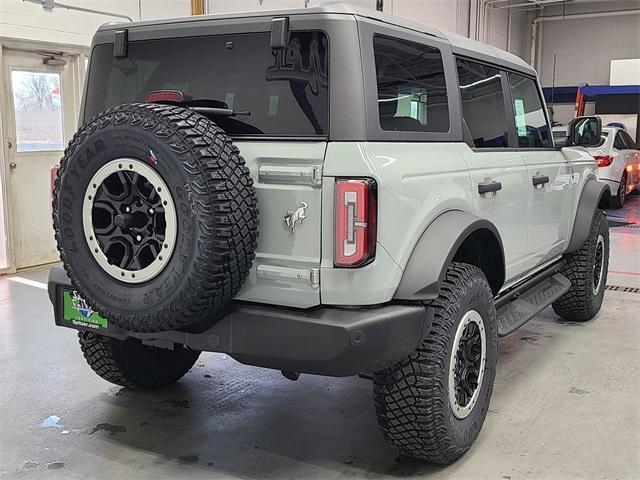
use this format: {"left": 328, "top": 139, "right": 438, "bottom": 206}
{"left": 554, "top": 137, "right": 569, "bottom": 149}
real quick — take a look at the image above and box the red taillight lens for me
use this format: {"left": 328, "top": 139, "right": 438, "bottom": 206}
{"left": 145, "top": 90, "right": 184, "bottom": 104}
{"left": 334, "top": 178, "right": 377, "bottom": 267}
{"left": 595, "top": 155, "right": 613, "bottom": 168}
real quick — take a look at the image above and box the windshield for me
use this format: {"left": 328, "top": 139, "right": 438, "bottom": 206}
{"left": 84, "top": 31, "right": 329, "bottom": 137}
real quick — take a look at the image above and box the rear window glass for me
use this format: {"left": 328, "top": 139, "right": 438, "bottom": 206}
{"left": 373, "top": 35, "right": 449, "bottom": 133}
{"left": 84, "top": 32, "right": 328, "bottom": 137}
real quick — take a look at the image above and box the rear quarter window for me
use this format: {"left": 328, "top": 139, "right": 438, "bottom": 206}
{"left": 373, "top": 35, "right": 449, "bottom": 133}
{"left": 84, "top": 31, "right": 329, "bottom": 137}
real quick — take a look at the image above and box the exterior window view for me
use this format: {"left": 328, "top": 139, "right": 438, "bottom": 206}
{"left": 0, "top": 1, "right": 638, "bottom": 479}
{"left": 11, "top": 71, "right": 64, "bottom": 152}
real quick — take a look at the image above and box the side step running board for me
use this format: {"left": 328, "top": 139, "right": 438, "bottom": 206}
{"left": 496, "top": 273, "right": 571, "bottom": 337}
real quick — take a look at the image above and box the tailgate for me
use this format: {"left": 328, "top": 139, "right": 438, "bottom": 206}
{"left": 233, "top": 141, "right": 326, "bottom": 308}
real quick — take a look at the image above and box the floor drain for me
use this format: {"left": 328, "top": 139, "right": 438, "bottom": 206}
{"left": 605, "top": 285, "right": 640, "bottom": 294}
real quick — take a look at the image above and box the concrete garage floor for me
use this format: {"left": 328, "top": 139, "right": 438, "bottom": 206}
{"left": 1, "top": 198, "right": 639, "bottom": 480}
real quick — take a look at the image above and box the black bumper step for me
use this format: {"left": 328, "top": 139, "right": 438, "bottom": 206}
{"left": 48, "top": 267, "right": 432, "bottom": 377}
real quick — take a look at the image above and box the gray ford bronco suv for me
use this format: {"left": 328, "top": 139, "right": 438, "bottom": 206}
{"left": 48, "top": 3, "right": 611, "bottom": 463}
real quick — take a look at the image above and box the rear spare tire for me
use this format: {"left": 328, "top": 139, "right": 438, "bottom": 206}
{"left": 54, "top": 103, "right": 258, "bottom": 332}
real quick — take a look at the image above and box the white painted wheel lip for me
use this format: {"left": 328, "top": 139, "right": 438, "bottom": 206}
{"left": 448, "top": 309, "right": 487, "bottom": 420}
{"left": 592, "top": 234, "right": 605, "bottom": 295}
{"left": 82, "top": 158, "right": 177, "bottom": 284}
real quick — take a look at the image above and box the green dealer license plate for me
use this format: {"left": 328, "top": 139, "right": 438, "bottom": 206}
{"left": 62, "top": 290, "right": 108, "bottom": 329}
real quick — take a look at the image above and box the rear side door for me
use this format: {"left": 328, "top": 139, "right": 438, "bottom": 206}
{"left": 506, "top": 72, "right": 577, "bottom": 270}
{"left": 622, "top": 131, "right": 640, "bottom": 188}
{"left": 456, "top": 58, "right": 529, "bottom": 284}
{"left": 617, "top": 130, "right": 640, "bottom": 188}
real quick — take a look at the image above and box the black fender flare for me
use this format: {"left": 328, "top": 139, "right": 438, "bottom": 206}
{"left": 394, "top": 210, "right": 505, "bottom": 301}
{"left": 566, "top": 178, "right": 611, "bottom": 253}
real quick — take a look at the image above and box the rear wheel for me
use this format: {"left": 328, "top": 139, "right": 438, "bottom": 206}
{"left": 78, "top": 332, "right": 200, "bottom": 390}
{"left": 373, "top": 263, "right": 497, "bottom": 464}
{"left": 612, "top": 172, "right": 627, "bottom": 208}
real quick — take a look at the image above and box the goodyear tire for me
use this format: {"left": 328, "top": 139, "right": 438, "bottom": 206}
{"left": 612, "top": 172, "right": 627, "bottom": 209}
{"left": 552, "top": 210, "right": 609, "bottom": 321}
{"left": 373, "top": 263, "right": 498, "bottom": 464}
{"left": 54, "top": 103, "right": 258, "bottom": 332}
{"left": 78, "top": 332, "right": 200, "bottom": 390}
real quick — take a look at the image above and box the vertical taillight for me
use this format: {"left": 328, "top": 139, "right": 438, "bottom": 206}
{"left": 334, "top": 178, "right": 377, "bottom": 267}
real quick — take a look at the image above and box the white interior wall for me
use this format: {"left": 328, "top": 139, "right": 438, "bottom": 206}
{"left": 507, "top": 6, "right": 532, "bottom": 63}
{"left": 536, "top": 1, "right": 640, "bottom": 87}
{"left": 206, "top": 0, "right": 532, "bottom": 61}
{"left": 0, "top": 0, "right": 190, "bottom": 47}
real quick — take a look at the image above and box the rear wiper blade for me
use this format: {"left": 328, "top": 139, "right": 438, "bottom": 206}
{"left": 191, "top": 106, "right": 251, "bottom": 117}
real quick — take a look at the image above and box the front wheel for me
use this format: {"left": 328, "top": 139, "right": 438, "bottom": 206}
{"left": 373, "top": 263, "right": 498, "bottom": 464}
{"left": 552, "top": 210, "right": 609, "bottom": 321}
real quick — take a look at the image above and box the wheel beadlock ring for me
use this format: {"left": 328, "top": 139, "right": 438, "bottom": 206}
{"left": 449, "top": 309, "right": 487, "bottom": 420}
{"left": 82, "top": 158, "right": 177, "bottom": 284}
{"left": 592, "top": 234, "right": 605, "bottom": 295}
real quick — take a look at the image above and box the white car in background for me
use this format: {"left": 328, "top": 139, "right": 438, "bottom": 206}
{"left": 553, "top": 125, "right": 640, "bottom": 208}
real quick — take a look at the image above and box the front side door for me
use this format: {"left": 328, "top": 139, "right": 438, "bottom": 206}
{"left": 2, "top": 48, "right": 82, "bottom": 269}
{"left": 506, "top": 72, "right": 576, "bottom": 271}
{"left": 456, "top": 59, "right": 529, "bottom": 285}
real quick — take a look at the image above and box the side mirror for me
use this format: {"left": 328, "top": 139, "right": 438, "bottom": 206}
{"left": 566, "top": 116, "right": 602, "bottom": 147}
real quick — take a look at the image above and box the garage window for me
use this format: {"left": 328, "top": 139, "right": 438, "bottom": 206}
{"left": 373, "top": 35, "right": 449, "bottom": 132}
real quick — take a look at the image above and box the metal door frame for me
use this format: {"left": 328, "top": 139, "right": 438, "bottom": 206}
{"left": 0, "top": 40, "right": 88, "bottom": 274}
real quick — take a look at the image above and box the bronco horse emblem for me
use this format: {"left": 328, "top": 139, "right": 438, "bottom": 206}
{"left": 283, "top": 201, "right": 308, "bottom": 234}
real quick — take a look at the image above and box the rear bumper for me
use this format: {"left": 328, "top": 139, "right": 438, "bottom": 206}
{"left": 48, "top": 267, "right": 431, "bottom": 377}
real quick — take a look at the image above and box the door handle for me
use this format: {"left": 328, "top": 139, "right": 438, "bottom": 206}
{"left": 532, "top": 174, "right": 550, "bottom": 187}
{"left": 9, "top": 162, "right": 17, "bottom": 171}
{"left": 478, "top": 180, "right": 502, "bottom": 194}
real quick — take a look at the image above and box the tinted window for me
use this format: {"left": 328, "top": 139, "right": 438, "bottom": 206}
{"left": 457, "top": 59, "right": 507, "bottom": 148}
{"left": 614, "top": 132, "right": 627, "bottom": 150}
{"left": 621, "top": 130, "right": 637, "bottom": 149}
{"left": 373, "top": 36, "right": 449, "bottom": 132}
{"left": 507, "top": 73, "right": 551, "bottom": 148}
{"left": 84, "top": 32, "right": 328, "bottom": 136}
